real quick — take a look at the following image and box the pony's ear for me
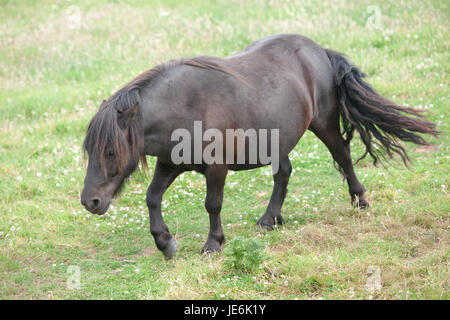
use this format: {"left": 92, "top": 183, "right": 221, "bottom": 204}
{"left": 117, "top": 102, "right": 139, "bottom": 129}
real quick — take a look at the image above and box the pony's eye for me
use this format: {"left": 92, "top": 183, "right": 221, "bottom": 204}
{"left": 107, "top": 150, "right": 115, "bottom": 157}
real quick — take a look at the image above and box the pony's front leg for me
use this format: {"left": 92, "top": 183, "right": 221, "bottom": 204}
{"left": 202, "top": 165, "right": 228, "bottom": 254}
{"left": 146, "top": 159, "right": 183, "bottom": 259}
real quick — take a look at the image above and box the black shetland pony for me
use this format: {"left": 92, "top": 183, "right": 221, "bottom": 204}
{"left": 81, "top": 34, "right": 437, "bottom": 259}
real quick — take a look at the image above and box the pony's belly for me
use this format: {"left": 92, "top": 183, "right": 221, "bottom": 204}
{"left": 228, "top": 163, "right": 269, "bottom": 171}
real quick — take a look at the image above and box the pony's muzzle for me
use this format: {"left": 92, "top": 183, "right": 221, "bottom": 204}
{"left": 81, "top": 196, "right": 104, "bottom": 214}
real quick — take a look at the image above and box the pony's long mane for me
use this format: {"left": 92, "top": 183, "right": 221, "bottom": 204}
{"left": 83, "top": 56, "right": 238, "bottom": 176}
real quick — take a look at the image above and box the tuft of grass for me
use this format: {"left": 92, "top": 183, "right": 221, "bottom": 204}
{"left": 222, "top": 236, "right": 267, "bottom": 275}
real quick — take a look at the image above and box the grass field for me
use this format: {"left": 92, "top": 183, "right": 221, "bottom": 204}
{"left": 0, "top": 0, "right": 448, "bottom": 299}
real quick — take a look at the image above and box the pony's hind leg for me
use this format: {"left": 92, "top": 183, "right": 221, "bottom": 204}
{"left": 310, "top": 114, "right": 369, "bottom": 208}
{"left": 257, "top": 157, "right": 292, "bottom": 230}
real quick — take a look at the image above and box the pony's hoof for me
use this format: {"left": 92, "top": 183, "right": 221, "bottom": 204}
{"left": 201, "top": 247, "right": 221, "bottom": 256}
{"left": 202, "top": 238, "right": 224, "bottom": 255}
{"left": 256, "top": 221, "right": 277, "bottom": 231}
{"left": 359, "top": 201, "right": 369, "bottom": 209}
{"left": 357, "top": 199, "right": 370, "bottom": 209}
{"left": 256, "top": 216, "right": 283, "bottom": 231}
{"left": 352, "top": 198, "right": 370, "bottom": 209}
{"left": 163, "top": 238, "right": 177, "bottom": 260}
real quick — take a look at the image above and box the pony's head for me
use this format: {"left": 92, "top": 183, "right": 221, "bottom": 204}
{"left": 80, "top": 58, "right": 228, "bottom": 214}
{"left": 81, "top": 93, "right": 145, "bottom": 215}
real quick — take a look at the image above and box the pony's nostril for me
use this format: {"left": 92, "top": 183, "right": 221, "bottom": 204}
{"left": 89, "top": 197, "right": 101, "bottom": 210}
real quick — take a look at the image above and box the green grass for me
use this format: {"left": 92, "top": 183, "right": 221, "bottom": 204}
{"left": 0, "top": 0, "right": 449, "bottom": 299}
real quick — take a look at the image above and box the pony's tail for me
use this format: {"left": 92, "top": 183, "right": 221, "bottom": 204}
{"left": 325, "top": 48, "right": 438, "bottom": 166}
